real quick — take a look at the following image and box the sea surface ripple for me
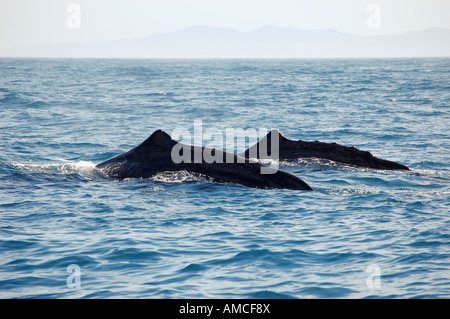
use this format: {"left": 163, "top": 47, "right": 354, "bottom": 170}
{"left": 0, "top": 58, "right": 449, "bottom": 298}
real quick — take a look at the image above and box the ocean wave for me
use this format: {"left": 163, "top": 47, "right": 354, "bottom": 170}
{"left": 247, "top": 290, "right": 296, "bottom": 299}
{"left": 327, "top": 187, "right": 380, "bottom": 197}
{"left": 0, "top": 91, "right": 22, "bottom": 104}
{"left": 140, "top": 91, "right": 172, "bottom": 97}
{"left": 151, "top": 170, "right": 211, "bottom": 183}
{"left": 24, "top": 100, "right": 49, "bottom": 108}
{"left": 391, "top": 189, "right": 450, "bottom": 200}
{"left": 0, "top": 89, "right": 48, "bottom": 108}
{"left": 207, "top": 248, "right": 380, "bottom": 268}
{"left": 297, "top": 286, "right": 356, "bottom": 298}
{"left": 411, "top": 168, "right": 449, "bottom": 180}
{"left": 8, "top": 160, "right": 104, "bottom": 180}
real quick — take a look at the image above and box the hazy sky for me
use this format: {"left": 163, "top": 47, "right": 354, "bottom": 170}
{"left": 1, "top": 0, "right": 449, "bottom": 48}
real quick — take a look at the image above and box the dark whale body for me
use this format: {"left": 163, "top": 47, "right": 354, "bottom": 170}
{"left": 96, "top": 130, "right": 313, "bottom": 190}
{"left": 242, "top": 130, "right": 409, "bottom": 170}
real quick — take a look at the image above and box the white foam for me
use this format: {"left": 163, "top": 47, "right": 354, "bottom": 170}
{"left": 151, "top": 170, "right": 209, "bottom": 183}
{"left": 327, "top": 187, "right": 380, "bottom": 197}
{"left": 11, "top": 160, "right": 104, "bottom": 179}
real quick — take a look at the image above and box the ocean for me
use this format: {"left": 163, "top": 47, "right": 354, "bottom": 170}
{"left": 0, "top": 58, "right": 449, "bottom": 298}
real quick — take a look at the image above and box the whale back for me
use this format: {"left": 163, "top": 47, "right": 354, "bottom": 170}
{"left": 95, "top": 130, "right": 314, "bottom": 190}
{"left": 243, "top": 130, "right": 409, "bottom": 170}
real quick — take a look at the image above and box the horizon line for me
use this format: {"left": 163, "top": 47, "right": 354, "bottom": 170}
{"left": 2, "top": 24, "right": 450, "bottom": 49}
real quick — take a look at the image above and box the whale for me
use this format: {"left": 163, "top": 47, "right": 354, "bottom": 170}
{"left": 96, "top": 130, "right": 313, "bottom": 190}
{"left": 242, "top": 130, "right": 409, "bottom": 170}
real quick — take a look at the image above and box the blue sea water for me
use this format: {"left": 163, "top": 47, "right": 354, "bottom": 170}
{"left": 0, "top": 58, "right": 449, "bottom": 299}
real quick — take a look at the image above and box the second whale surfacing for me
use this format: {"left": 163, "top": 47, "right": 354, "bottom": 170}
{"left": 96, "top": 130, "right": 313, "bottom": 190}
{"left": 242, "top": 130, "right": 409, "bottom": 170}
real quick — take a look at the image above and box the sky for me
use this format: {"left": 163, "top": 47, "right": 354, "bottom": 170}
{"left": 0, "top": 0, "right": 449, "bottom": 48}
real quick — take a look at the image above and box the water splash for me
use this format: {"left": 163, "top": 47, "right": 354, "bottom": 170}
{"left": 327, "top": 187, "right": 380, "bottom": 197}
{"left": 151, "top": 170, "right": 211, "bottom": 183}
{"left": 9, "top": 160, "right": 104, "bottom": 180}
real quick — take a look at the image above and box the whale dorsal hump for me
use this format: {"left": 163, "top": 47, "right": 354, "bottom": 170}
{"left": 141, "top": 129, "right": 173, "bottom": 146}
{"left": 264, "top": 129, "right": 289, "bottom": 144}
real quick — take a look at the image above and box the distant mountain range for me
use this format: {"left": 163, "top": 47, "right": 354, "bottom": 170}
{"left": 2, "top": 25, "right": 450, "bottom": 58}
